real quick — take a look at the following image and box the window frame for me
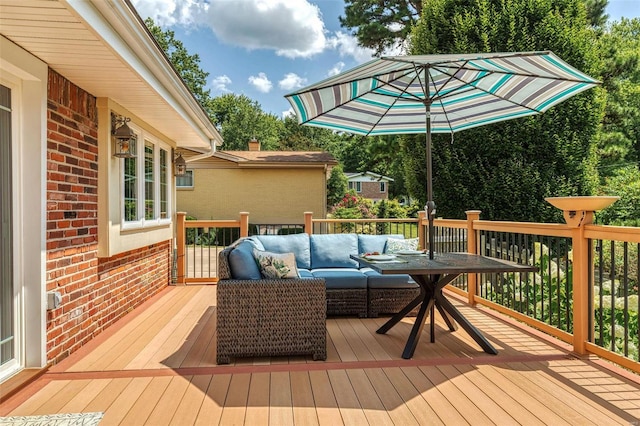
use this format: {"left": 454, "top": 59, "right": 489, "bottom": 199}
{"left": 176, "top": 170, "right": 194, "bottom": 189}
{"left": 120, "top": 126, "right": 172, "bottom": 230}
{"left": 380, "top": 182, "right": 386, "bottom": 192}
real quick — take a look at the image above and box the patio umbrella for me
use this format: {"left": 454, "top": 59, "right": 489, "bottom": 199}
{"left": 284, "top": 51, "right": 599, "bottom": 258}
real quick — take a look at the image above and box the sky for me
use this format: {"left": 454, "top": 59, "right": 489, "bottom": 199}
{"left": 130, "top": 0, "right": 640, "bottom": 118}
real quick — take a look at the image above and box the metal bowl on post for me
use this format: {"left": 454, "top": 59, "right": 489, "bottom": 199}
{"left": 545, "top": 196, "right": 619, "bottom": 227}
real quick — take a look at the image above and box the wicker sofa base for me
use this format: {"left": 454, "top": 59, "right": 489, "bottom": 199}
{"left": 326, "top": 288, "right": 368, "bottom": 318}
{"left": 367, "top": 287, "right": 422, "bottom": 318}
{"left": 216, "top": 279, "right": 327, "bottom": 364}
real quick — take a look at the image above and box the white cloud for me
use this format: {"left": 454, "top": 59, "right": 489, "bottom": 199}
{"left": 211, "top": 75, "right": 232, "bottom": 92}
{"left": 130, "top": 0, "right": 204, "bottom": 27}
{"left": 327, "top": 61, "right": 345, "bottom": 77}
{"left": 282, "top": 107, "right": 296, "bottom": 119}
{"left": 249, "top": 73, "right": 273, "bottom": 93}
{"left": 131, "top": 0, "right": 377, "bottom": 62}
{"left": 201, "top": 0, "right": 327, "bottom": 58}
{"left": 279, "top": 73, "right": 307, "bottom": 91}
{"left": 328, "top": 31, "right": 375, "bottom": 63}
{"left": 132, "top": 0, "right": 328, "bottom": 58}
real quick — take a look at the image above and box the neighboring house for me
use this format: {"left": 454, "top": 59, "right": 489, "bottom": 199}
{"left": 177, "top": 140, "right": 338, "bottom": 225}
{"left": 345, "top": 172, "right": 394, "bottom": 202}
{"left": 0, "top": 0, "right": 222, "bottom": 384}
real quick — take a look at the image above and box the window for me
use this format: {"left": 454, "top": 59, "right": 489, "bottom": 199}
{"left": 121, "top": 128, "right": 171, "bottom": 228}
{"left": 0, "top": 84, "right": 15, "bottom": 372}
{"left": 380, "top": 182, "right": 386, "bottom": 192}
{"left": 348, "top": 181, "right": 361, "bottom": 192}
{"left": 176, "top": 170, "right": 194, "bottom": 188}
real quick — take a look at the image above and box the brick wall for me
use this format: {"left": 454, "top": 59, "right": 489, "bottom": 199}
{"left": 45, "top": 69, "right": 170, "bottom": 364}
{"left": 360, "top": 181, "right": 388, "bottom": 201}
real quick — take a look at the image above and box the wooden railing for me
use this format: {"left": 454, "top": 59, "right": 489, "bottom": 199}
{"left": 174, "top": 210, "right": 640, "bottom": 374}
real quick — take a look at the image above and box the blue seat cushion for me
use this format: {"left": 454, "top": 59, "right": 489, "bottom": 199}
{"left": 228, "top": 240, "right": 262, "bottom": 279}
{"left": 310, "top": 234, "right": 358, "bottom": 269}
{"left": 311, "top": 269, "right": 367, "bottom": 289}
{"left": 361, "top": 269, "right": 418, "bottom": 289}
{"left": 256, "top": 233, "right": 311, "bottom": 269}
{"left": 358, "top": 234, "right": 404, "bottom": 254}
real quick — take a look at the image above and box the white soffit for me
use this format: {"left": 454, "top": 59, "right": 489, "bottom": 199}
{"left": 0, "top": 0, "right": 220, "bottom": 149}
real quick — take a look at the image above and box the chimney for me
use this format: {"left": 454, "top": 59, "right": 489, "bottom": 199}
{"left": 248, "top": 138, "right": 260, "bottom": 151}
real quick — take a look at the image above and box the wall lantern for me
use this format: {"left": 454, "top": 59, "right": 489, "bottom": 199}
{"left": 174, "top": 152, "right": 187, "bottom": 176}
{"left": 111, "top": 114, "right": 135, "bottom": 158}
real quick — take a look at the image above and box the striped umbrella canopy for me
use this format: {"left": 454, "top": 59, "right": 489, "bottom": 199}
{"left": 285, "top": 51, "right": 599, "bottom": 257}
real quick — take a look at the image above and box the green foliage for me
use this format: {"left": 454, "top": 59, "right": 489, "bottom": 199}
{"left": 594, "top": 274, "right": 639, "bottom": 361}
{"left": 374, "top": 199, "right": 409, "bottom": 233}
{"left": 374, "top": 199, "right": 409, "bottom": 219}
{"left": 483, "top": 240, "right": 639, "bottom": 360}
{"left": 144, "top": 18, "right": 212, "bottom": 111}
{"left": 280, "top": 115, "right": 341, "bottom": 151}
{"left": 339, "top": 0, "right": 422, "bottom": 55}
{"left": 327, "top": 165, "right": 349, "bottom": 207}
{"left": 328, "top": 192, "right": 376, "bottom": 232}
{"left": 406, "top": 0, "right": 604, "bottom": 222}
{"left": 594, "top": 18, "right": 640, "bottom": 176}
{"left": 597, "top": 166, "right": 640, "bottom": 225}
{"left": 209, "top": 94, "right": 283, "bottom": 150}
{"left": 595, "top": 239, "right": 639, "bottom": 292}
{"left": 484, "top": 242, "right": 573, "bottom": 331}
{"left": 326, "top": 133, "right": 412, "bottom": 201}
{"left": 585, "top": 0, "right": 609, "bottom": 28}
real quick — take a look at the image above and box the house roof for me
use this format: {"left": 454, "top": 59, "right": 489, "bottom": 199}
{"left": 345, "top": 171, "right": 395, "bottom": 182}
{"left": 185, "top": 150, "right": 338, "bottom": 168}
{"left": 220, "top": 151, "right": 337, "bottom": 163}
{"left": 0, "top": 0, "right": 221, "bottom": 149}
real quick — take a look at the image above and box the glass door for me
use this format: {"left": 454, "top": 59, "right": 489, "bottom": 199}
{"left": 0, "top": 83, "right": 16, "bottom": 376}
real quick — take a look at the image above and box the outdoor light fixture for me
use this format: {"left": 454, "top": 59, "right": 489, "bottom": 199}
{"left": 111, "top": 113, "right": 135, "bottom": 158}
{"left": 174, "top": 151, "right": 187, "bottom": 176}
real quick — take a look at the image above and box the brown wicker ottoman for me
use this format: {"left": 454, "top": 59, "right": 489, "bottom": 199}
{"left": 216, "top": 278, "right": 327, "bottom": 364}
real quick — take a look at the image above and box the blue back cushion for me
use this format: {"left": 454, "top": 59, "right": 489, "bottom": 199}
{"left": 228, "top": 240, "right": 262, "bottom": 279}
{"left": 310, "top": 233, "right": 359, "bottom": 268}
{"left": 358, "top": 234, "right": 404, "bottom": 254}
{"left": 256, "top": 233, "right": 311, "bottom": 269}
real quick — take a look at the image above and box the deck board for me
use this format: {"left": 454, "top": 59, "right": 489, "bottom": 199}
{"left": 4, "top": 284, "right": 640, "bottom": 425}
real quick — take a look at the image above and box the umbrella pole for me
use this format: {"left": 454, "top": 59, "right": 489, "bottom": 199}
{"left": 425, "top": 101, "right": 435, "bottom": 260}
{"left": 423, "top": 66, "right": 435, "bottom": 259}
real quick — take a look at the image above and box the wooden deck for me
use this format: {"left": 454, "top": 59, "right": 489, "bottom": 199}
{"left": 3, "top": 285, "right": 640, "bottom": 425}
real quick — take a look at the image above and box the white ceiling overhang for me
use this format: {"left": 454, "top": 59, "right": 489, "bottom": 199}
{"left": 0, "top": 0, "right": 221, "bottom": 149}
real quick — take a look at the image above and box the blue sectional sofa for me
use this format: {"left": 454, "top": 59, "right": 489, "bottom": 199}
{"left": 218, "top": 232, "right": 421, "bottom": 318}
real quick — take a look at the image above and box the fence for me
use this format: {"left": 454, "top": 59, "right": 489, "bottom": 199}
{"left": 174, "top": 209, "right": 640, "bottom": 374}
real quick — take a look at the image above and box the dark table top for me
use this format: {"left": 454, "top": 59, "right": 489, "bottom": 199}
{"left": 351, "top": 252, "right": 538, "bottom": 275}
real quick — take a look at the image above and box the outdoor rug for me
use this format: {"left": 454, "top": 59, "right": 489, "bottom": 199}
{"left": 0, "top": 412, "right": 103, "bottom": 426}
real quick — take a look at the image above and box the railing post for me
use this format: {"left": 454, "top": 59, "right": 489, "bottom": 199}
{"left": 239, "top": 212, "right": 249, "bottom": 237}
{"left": 304, "top": 212, "right": 313, "bottom": 235}
{"left": 572, "top": 216, "right": 592, "bottom": 356}
{"left": 176, "top": 212, "right": 186, "bottom": 286}
{"left": 465, "top": 210, "right": 481, "bottom": 305}
{"left": 418, "top": 211, "right": 426, "bottom": 250}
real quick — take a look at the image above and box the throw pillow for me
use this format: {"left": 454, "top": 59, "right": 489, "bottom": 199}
{"left": 386, "top": 237, "right": 419, "bottom": 253}
{"left": 252, "top": 249, "right": 299, "bottom": 279}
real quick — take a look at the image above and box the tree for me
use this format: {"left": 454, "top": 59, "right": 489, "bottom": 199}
{"left": 595, "top": 18, "right": 640, "bottom": 176}
{"left": 597, "top": 166, "right": 640, "bottom": 226}
{"left": 327, "top": 164, "right": 349, "bottom": 207}
{"left": 340, "top": 0, "right": 422, "bottom": 55}
{"left": 585, "top": 0, "right": 609, "bottom": 28}
{"left": 326, "top": 133, "right": 410, "bottom": 199}
{"left": 144, "top": 18, "right": 212, "bottom": 112}
{"left": 209, "top": 94, "right": 283, "bottom": 150}
{"left": 280, "top": 116, "right": 340, "bottom": 151}
{"left": 404, "top": 0, "right": 604, "bottom": 223}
